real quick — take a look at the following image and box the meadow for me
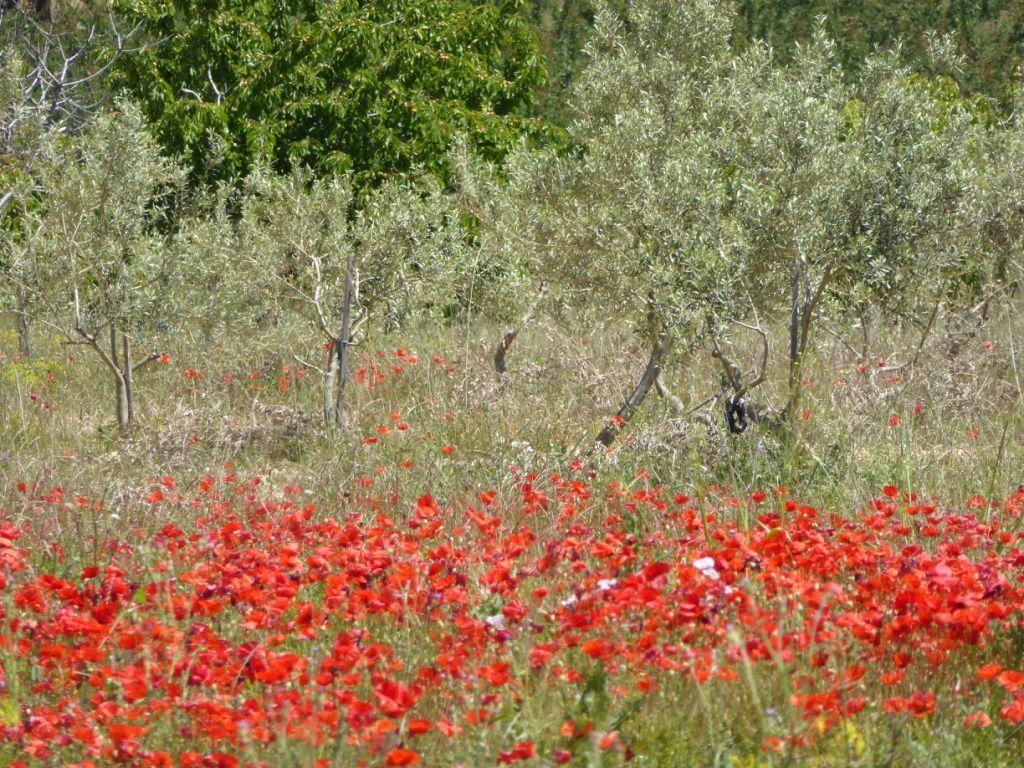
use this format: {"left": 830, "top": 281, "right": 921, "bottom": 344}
{"left": 3, "top": 0, "right": 1024, "bottom": 764}
{"left": 0, "top": 308, "right": 1022, "bottom": 767}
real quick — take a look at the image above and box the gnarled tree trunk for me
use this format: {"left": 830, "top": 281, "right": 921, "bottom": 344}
{"left": 595, "top": 336, "right": 674, "bottom": 447}
{"left": 494, "top": 282, "right": 547, "bottom": 376}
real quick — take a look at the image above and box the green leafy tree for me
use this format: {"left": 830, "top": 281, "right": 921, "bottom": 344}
{"left": 113, "top": 0, "right": 550, "bottom": 188}
{"left": 521, "top": 0, "right": 609, "bottom": 125}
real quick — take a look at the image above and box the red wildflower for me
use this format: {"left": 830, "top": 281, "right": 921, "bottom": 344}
{"left": 978, "top": 664, "right": 1003, "bottom": 680}
{"left": 964, "top": 712, "right": 992, "bottom": 728}
{"left": 1001, "top": 698, "right": 1024, "bottom": 725}
{"left": 497, "top": 742, "right": 535, "bottom": 764}
{"left": 385, "top": 749, "right": 420, "bottom": 766}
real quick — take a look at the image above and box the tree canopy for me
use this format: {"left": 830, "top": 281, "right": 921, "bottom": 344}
{"left": 523, "top": 0, "right": 1024, "bottom": 125}
{"left": 113, "top": 0, "right": 551, "bottom": 187}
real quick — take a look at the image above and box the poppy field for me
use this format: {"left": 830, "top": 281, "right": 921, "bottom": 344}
{"left": 5, "top": 472, "right": 1024, "bottom": 768}
{"left": 4, "top": 0, "right": 1024, "bottom": 762}
{"left": 1, "top": 319, "right": 1023, "bottom": 768}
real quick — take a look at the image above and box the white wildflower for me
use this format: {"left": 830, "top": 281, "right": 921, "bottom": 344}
{"left": 693, "top": 557, "right": 719, "bottom": 580}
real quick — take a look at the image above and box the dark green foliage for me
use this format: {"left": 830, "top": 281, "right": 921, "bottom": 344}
{"left": 520, "top": 0, "right": 598, "bottom": 123}
{"left": 733, "top": 0, "right": 1024, "bottom": 104}
{"left": 113, "top": 0, "right": 551, "bottom": 188}
{"left": 524, "top": 0, "right": 1023, "bottom": 124}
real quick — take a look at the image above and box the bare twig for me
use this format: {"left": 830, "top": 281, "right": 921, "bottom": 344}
{"left": 0, "top": 191, "right": 14, "bottom": 219}
{"left": 131, "top": 351, "right": 165, "bottom": 373}
{"left": 822, "top": 324, "right": 862, "bottom": 360}
{"left": 292, "top": 353, "right": 326, "bottom": 377}
{"left": 207, "top": 66, "right": 226, "bottom": 104}
{"left": 710, "top": 335, "right": 743, "bottom": 391}
{"left": 654, "top": 374, "right": 686, "bottom": 415}
{"left": 873, "top": 299, "right": 941, "bottom": 376}
{"left": 731, "top": 318, "right": 770, "bottom": 394}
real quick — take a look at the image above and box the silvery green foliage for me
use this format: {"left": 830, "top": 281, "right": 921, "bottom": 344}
{"left": 34, "top": 103, "right": 186, "bottom": 340}
{"left": 494, "top": 0, "right": 757, "bottom": 349}
{"left": 448, "top": 140, "right": 558, "bottom": 323}
{"left": 239, "top": 168, "right": 466, "bottom": 348}
{"left": 957, "top": 94, "right": 1024, "bottom": 296}
{"left": 353, "top": 178, "right": 467, "bottom": 330}
{"left": 496, "top": 0, "right": 1001, "bottom": 365}
{"left": 163, "top": 182, "right": 269, "bottom": 340}
{"left": 731, "top": 38, "right": 979, "bottom": 325}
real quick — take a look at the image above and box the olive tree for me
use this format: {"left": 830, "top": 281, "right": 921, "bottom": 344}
{"left": 725, "top": 38, "right": 980, "bottom": 425}
{"left": 0, "top": 49, "right": 50, "bottom": 359}
{"left": 160, "top": 182, "right": 276, "bottom": 345}
{"left": 1, "top": 2, "right": 148, "bottom": 360}
{"left": 954, "top": 90, "right": 1024, "bottom": 323}
{"left": 0, "top": 185, "right": 44, "bottom": 360}
{"left": 32, "top": 104, "right": 184, "bottom": 431}
{"left": 491, "top": 0, "right": 759, "bottom": 445}
{"left": 240, "top": 169, "right": 465, "bottom": 429}
{"left": 492, "top": 0, "right": 1003, "bottom": 444}
{"left": 448, "top": 141, "right": 560, "bottom": 376}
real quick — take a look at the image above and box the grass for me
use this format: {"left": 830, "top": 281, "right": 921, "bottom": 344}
{"left": 0, "top": 308, "right": 1022, "bottom": 767}
{"left": 3, "top": 313, "right": 1019, "bottom": 509}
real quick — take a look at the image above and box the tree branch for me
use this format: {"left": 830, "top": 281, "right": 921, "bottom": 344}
{"left": 0, "top": 191, "right": 14, "bottom": 220}
{"left": 131, "top": 351, "right": 165, "bottom": 373}
{"left": 72, "top": 287, "right": 121, "bottom": 379}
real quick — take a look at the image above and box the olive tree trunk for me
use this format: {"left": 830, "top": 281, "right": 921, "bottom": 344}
{"left": 328, "top": 248, "right": 357, "bottom": 430}
{"left": 15, "top": 311, "right": 31, "bottom": 359}
{"left": 122, "top": 333, "right": 135, "bottom": 427}
{"left": 595, "top": 336, "right": 674, "bottom": 447}
{"left": 322, "top": 343, "right": 338, "bottom": 427}
{"left": 494, "top": 282, "right": 547, "bottom": 376}
{"left": 104, "top": 329, "right": 137, "bottom": 433}
{"left": 113, "top": 369, "right": 130, "bottom": 432}
{"left": 73, "top": 318, "right": 161, "bottom": 433}
{"left": 785, "top": 257, "right": 836, "bottom": 428}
